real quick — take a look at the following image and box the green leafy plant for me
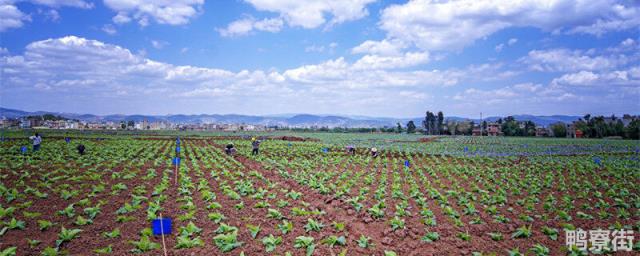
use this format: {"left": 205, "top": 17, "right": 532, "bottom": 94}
{"left": 304, "top": 218, "right": 324, "bottom": 233}
{"left": 294, "top": 236, "right": 315, "bottom": 256}
{"left": 262, "top": 234, "right": 282, "bottom": 253}
{"left": 175, "top": 235, "right": 204, "bottom": 249}
{"left": 246, "top": 224, "right": 261, "bottom": 239}
{"left": 0, "top": 247, "right": 16, "bottom": 256}
{"left": 511, "top": 225, "right": 532, "bottom": 239}
{"left": 322, "top": 235, "right": 346, "bottom": 247}
{"left": 529, "top": 244, "right": 549, "bottom": 256}
{"left": 488, "top": 232, "right": 503, "bottom": 241}
{"left": 102, "top": 228, "right": 121, "bottom": 238}
{"left": 94, "top": 245, "right": 112, "bottom": 254}
{"left": 541, "top": 226, "right": 558, "bottom": 240}
{"left": 278, "top": 220, "right": 293, "bottom": 234}
{"left": 37, "top": 220, "right": 54, "bottom": 231}
{"left": 56, "top": 226, "right": 82, "bottom": 248}
{"left": 421, "top": 231, "right": 440, "bottom": 243}
{"left": 130, "top": 235, "right": 160, "bottom": 253}
{"left": 212, "top": 231, "right": 243, "bottom": 252}
{"left": 208, "top": 212, "right": 226, "bottom": 223}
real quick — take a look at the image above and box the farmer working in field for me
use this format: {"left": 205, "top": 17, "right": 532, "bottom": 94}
{"left": 251, "top": 137, "right": 261, "bottom": 155}
{"left": 225, "top": 143, "right": 236, "bottom": 156}
{"left": 371, "top": 147, "right": 378, "bottom": 158}
{"left": 29, "top": 133, "right": 42, "bottom": 152}
{"left": 346, "top": 145, "right": 356, "bottom": 155}
{"left": 77, "top": 144, "right": 86, "bottom": 155}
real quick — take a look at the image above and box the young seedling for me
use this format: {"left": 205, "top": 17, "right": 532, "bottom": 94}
{"left": 294, "top": 236, "right": 315, "bottom": 256}
{"left": 262, "top": 234, "right": 282, "bottom": 252}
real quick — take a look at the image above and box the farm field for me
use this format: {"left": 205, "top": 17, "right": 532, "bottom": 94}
{"left": 0, "top": 132, "right": 638, "bottom": 255}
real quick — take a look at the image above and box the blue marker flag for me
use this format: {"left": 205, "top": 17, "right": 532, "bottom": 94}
{"left": 152, "top": 218, "right": 172, "bottom": 235}
{"left": 322, "top": 148, "right": 328, "bottom": 153}
{"left": 464, "top": 146, "right": 469, "bottom": 153}
{"left": 65, "top": 137, "right": 71, "bottom": 143}
{"left": 176, "top": 146, "right": 180, "bottom": 153}
{"left": 173, "top": 157, "right": 181, "bottom": 165}
{"left": 404, "top": 160, "right": 410, "bottom": 167}
{"left": 21, "top": 146, "right": 28, "bottom": 154}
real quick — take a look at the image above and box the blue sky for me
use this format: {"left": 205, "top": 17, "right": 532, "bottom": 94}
{"left": 1, "top": 0, "right": 639, "bottom": 118}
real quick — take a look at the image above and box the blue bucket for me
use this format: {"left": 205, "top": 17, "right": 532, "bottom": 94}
{"left": 152, "top": 218, "right": 172, "bottom": 235}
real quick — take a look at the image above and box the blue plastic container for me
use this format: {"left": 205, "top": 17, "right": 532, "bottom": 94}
{"left": 152, "top": 218, "right": 172, "bottom": 235}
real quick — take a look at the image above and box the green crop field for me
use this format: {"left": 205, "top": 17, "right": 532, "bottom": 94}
{"left": 0, "top": 131, "right": 638, "bottom": 255}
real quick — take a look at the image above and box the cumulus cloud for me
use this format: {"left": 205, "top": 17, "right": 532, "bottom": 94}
{"left": 29, "top": 0, "right": 93, "bottom": 9}
{"left": 551, "top": 68, "right": 640, "bottom": 86}
{"left": 3, "top": 36, "right": 515, "bottom": 115}
{"left": 521, "top": 48, "right": 637, "bottom": 72}
{"left": 217, "top": 17, "right": 283, "bottom": 37}
{"left": 363, "top": 0, "right": 640, "bottom": 53}
{"left": 1, "top": 0, "right": 92, "bottom": 32}
{"left": 103, "top": 0, "right": 204, "bottom": 26}
{"left": 0, "top": 4, "right": 28, "bottom": 32}
{"left": 101, "top": 24, "right": 117, "bottom": 35}
{"left": 244, "top": 0, "right": 375, "bottom": 29}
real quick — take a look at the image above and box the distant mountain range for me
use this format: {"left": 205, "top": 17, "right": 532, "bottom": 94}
{"left": 0, "top": 107, "right": 583, "bottom": 127}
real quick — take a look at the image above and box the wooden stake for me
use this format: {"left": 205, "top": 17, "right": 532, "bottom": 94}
{"left": 159, "top": 214, "right": 168, "bottom": 256}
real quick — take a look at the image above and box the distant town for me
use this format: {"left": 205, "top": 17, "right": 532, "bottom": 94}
{"left": 0, "top": 114, "right": 275, "bottom": 132}
{"left": 1, "top": 112, "right": 638, "bottom": 139}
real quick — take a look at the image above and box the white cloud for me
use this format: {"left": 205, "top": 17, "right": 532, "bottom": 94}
{"left": 0, "top": 4, "right": 27, "bottom": 32}
{"left": 150, "top": 40, "right": 168, "bottom": 49}
{"left": 352, "top": 51, "right": 430, "bottom": 70}
{"left": 244, "top": 0, "right": 375, "bottom": 29}
{"left": 1, "top": 0, "right": 92, "bottom": 32}
{"left": 305, "top": 42, "right": 338, "bottom": 53}
{"left": 552, "top": 71, "right": 599, "bottom": 85}
{"left": 551, "top": 68, "right": 640, "bottom": 86}
{"left": 101, "top": 24, "right": 117, "bottom": 35}
{"left": 372, "top": 0, "right": 640, "bottom": 52}
{"left": 29, "top": 0, "right": 93, "bottom": 9}
{"left": 352, "top": 39, "right": 406, "bottom": 56}
{"left": 103, "top": 0, "right": 204, "bottom": 26}
{"left": 40, "top": 9, "right": 60, "bottom": 21}
{"left": 508, "top": 38, "right": 518, "bottom": 46}
{"left": 521, "top": 48, "right": 634, "bottom": 72}
{"left": 218, "top": 17, "right": 284, "bottom": 37}
{"left": 3, "top": 36, "right": 508, "bottom": 115}
{"left": 495, "top": 43, "right": 504, "bottom": 52}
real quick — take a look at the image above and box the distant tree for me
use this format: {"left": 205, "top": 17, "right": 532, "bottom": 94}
{"left": 447, "top": 121, "right": 458, "bottom": 135}
{"left": 456, "top": 121, "right": 472, "bottom": 135}
{"left": 624, "top": 119, "right": 640, "bottom": 139}
{"left": 550, "top": 122, "right": 566, "bottom": 137}
{"left": 120, "top": 121, "right": 126, "bottom": 130}
{"left": 613, "top": 119, "right": 624, "bottom": 137}
{"left": 127, "top": 120, "right": 134, "bottom": 128}
{"left": 523, "top": 121, "right": 536, "bottom": 136}
{"left": 406, "top": 121, "right": 416, "bottom": 134}
{"left": 396, "top": 122, "right": 403, "bottom": 133}
{"left": 423, "top": 111, "right": 437, "bottom": 135}
{"left": 437, "top": 111, "right": 444, "bottom": 135}
{"left": 482, "top": 121, "right": 488, "bottom": 136}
